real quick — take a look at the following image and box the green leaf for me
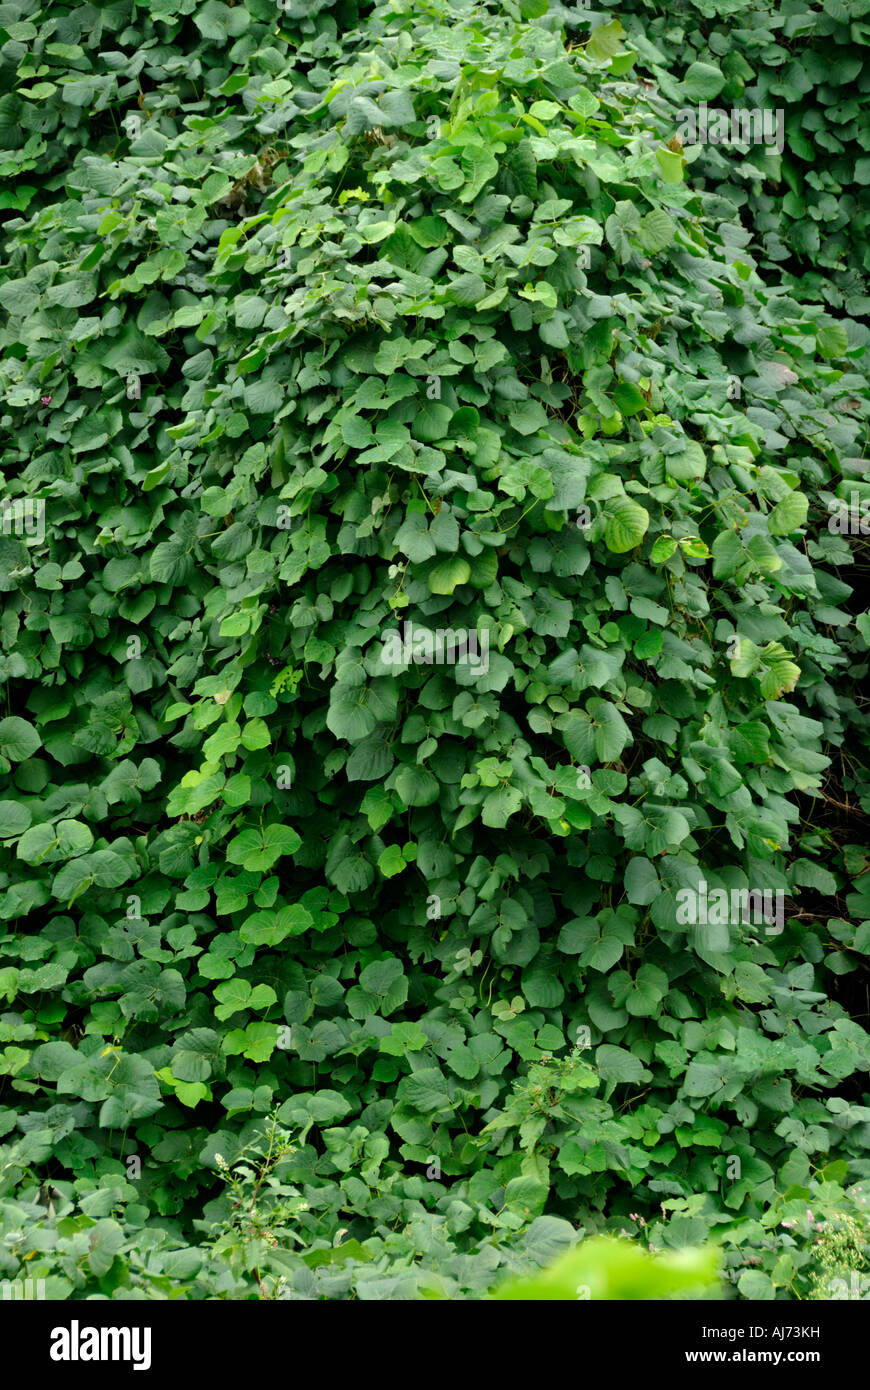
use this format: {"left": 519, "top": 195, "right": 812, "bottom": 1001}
{"left": 655, "top": 147, "right": 684, "bottom": 184}
{"left": 816, "top": 322, "right": 848, "bottom": 360}
{"left": 504, "top": 1174, "right": 549, "bottom": 1219}
{"left": 758, "top": 645, "right": 801, "bottom": 700}
{"left": 596, "top": 1045, "right": 646, "bottom": 1083}
{"left": 377, "top": 843, "right": 406, "bottom": 877}
{"left": 738, "top": 1269, "right": 776, "bottom": 1300}
{"left": 0, "top": 801, "right": 32, "bottom": 837}
{"left": 604, "top": 497, "right": 650, "bottom": 553}
{"left": 460, "top": 146, "right": 499, "bottom": 203}
{"left": 624, "top": 857, "right": 659, "bottom": 905}
{"left": 411, "top": 402, "right": 453, "bottom": 443}
{"left": 612, "top": 382, "right": 646, "bottom": 416}
{"left": 637, "top": 209, "right": 675, "bottom": 253}
{"left": 587, "top": 20, "right": 624, "bottom": 63}
{"left": 589, "top": 700, "right": 631, "bottom": 761}
{"left": 17, "top": 819, "right": 92, "bottom": 865}
{"left": 427, "top": 557, "right": 471, "bottom": 594}
{"left": 398, "top": 1067, "right": 452, "bottom": 1114}
{"left": 768, "top": 491, "right": 808, "bottom": 535}
{"left": 226, "top": 824, "right": 301, "bottom": 871}
{"left": 682, "top": 62, "right": 726, "bottom": 101}
{"left": 393, "top": 764, "right": 440, "bottom": 807}
{"left": 0, "top": 717, "right": 41, "bottom": 762}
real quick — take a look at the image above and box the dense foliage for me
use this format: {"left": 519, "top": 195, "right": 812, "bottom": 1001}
{"left": 611, "top": 0, "right": 870, "bottom": 294}
{"left": 0, "top": 0, "right": 868, "bottom": 1301}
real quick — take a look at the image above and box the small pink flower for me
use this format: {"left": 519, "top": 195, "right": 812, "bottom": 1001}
{"left": 807, "top": 1209, "right": 814, "bottom": 1223}
{"left": 40, "top": 396, "right": 52, "bottom": 405}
